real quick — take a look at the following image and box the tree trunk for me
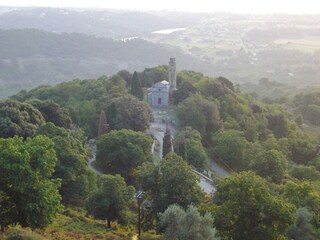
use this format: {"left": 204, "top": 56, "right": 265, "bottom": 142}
{"left": 107, "top": 219, "right": 111, "bottom": 229}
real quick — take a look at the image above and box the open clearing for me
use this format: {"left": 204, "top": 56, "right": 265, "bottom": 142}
{"left": 274, "top": 36, "right": 320, "bottom": 53}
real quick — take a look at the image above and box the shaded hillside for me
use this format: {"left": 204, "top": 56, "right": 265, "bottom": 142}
{"left": 0, "top": 7, "right": 203, "bottom": 38}
{"left": 0, "top": 29, "right": 211, "bottom": 98}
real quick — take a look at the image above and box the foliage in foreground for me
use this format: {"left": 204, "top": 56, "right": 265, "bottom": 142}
{"left": 86, "top": 174, "right": 135, "bottom": 228}
{"left": 138, "top": 153, "right": 204, "bottom": 229}
{"left": 213, "top": 171, "right": 295, "bottom": 240}
{"left": 159, "top": 205, "right": 217, "bottom": 240}
{"left": 36, "top": 123, "right": 97, "bottom": 206}
{"left": 0, "top": 136, "right": 62, "bottom": 231}
{"left": 1, "top": 208, "right": 141, "bottom": 240}
{"left": 96, "top": 129, "right": 153, "bottom": 184}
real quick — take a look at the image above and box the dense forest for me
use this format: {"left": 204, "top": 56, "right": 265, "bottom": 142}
{"left": 1, "top": 65, "right": 320, "bottom": 239}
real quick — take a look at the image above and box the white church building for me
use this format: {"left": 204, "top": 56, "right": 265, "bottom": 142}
{"left": 147, "top": 58, "right": 177, "bottom": 108}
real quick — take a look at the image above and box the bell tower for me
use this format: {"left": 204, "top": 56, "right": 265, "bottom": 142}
{"left": 169, "top": 57, "right": 177, "bottom": 92}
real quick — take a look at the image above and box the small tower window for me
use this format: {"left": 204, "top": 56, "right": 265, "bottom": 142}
{"left": 158, "top": 98, "right": 162, "bottom": 105}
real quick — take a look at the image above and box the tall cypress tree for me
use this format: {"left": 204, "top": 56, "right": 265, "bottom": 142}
{"left": 131, "top": 71, "right": 143, "bottom": 101}
{"left": 178, "top": 135, "right": 187, "bottom": 160}
{"left": 162, "top": 125, "right": 173, "bottom": 158}
{"left": 98, "top": 110, "right": 109, "bottom": 137}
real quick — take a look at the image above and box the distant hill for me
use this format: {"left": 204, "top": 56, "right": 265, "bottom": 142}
{"left": 0, "top": 29, "right": 211, "bottom": 98}
{"left": 0, "top": 7, "right": 203, "bottom": 38}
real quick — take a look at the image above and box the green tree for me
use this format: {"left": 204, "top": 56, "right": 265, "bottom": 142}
{"left": 96, "top": 129, "right": 153, "bottom": 184}
{"left": 176, "top": 94, "right": 221, "bottom": 139}
{"left": 36, "top": 123, "right": 97, "bottom": 206}
{"left": 0, "top": 136, "right": 62, "bottom": 231}
{"left": 86, "top": 174, "right": 135, "bottom": 228}
{"left": 0, "top": 191, "right": 16, "bottom": 232}
{"left": 287, "top": 208, "right": 320, "bottom": 240}
{"left": 173, "top": 81, "right": 197, "bottom": 105}
{"left": 250, "top": 149, "right": 288, "bottom": 183}
{"left": 213, "top": 171, "right": 295, "bottom": 240}
{"left": 175, "top": 128, "right": 208, "bottom": 171}
{"left": 117, "top": 69, "right": 133, "bottom": 87}
{"left": 267, "top": 113, "right": 289, "bottom": 138}
{"left": 176, "top": 136, "right": 187, "bottom": 160}
{"left": 289, "top": 165, "right": 320, "bottom": 181}
{"left": 0, "top": 100, "right": 45, "bottom": 138}
{"left": 197, "top": 77, "right": 233, "bottom": 99}
{"left": 98, "top": 110, "right": 109, "bottom": 138}
{"left": 219, "top": 94, "right": 250, "bottom": 120}
{"left": 27, "top": 99, "right": 72, "bottom": 128}
{"left": 71, "top": 99, "right": 98, "bottom": 138}
{"left": 130, "top": 71, "right": 143, "bottom": 101}
{"left": 212, "top": 130, "right": 249, "bottom": 170}
{"left": 162, "top": 125, "right": 172, "bottom": 158}
{"left": 139, "top": 65, "right": 168, "bottom": 87}
{"left": 185, "top": 139, "right": 207, "bottom": 171}
{"left": 283, "top": 181, "right": 320, "bottom": 223}
{"left": 295, "top": 114, "right": 304, "bottom": 127}
{"left": 107, "top": 95, "right": 152, "bottom": 132}
{"left": 289, "top": 137, "right": 316, "bottom": 164}
{"left": 138, "top": 153, "right": 204, "bottom": 227}
{"left": 106, "top": 74, "right": 127, "bottom": 96}
{"left": 159, "top": 205, "right": 217, "bottom": 240}
{"left": 305, "top": 104, "right": 320, "bottom": 125}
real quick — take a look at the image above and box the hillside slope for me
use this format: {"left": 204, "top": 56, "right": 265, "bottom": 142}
{"left": 0, "top": 29, "right": 210, "bottom": 98}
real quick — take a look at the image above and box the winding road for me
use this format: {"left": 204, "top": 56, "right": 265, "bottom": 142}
{"left": 87, "top": 113, "right": 229, "bottom": 195}
{"left": 147, "top": 117, "right": 219, "bottom": 194}
{"left": 87, "top": 141, "right": 103, "bottom": 175}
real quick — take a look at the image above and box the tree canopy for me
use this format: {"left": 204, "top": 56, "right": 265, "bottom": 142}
{"left": 0, "top": 136, "right": 62, "bottom": 231}
{"left": 159, "top": 205, "right": 217, "bottom": 240}
{"left": 96, "top": 129, "right": 153, "bottom": 185}
{"left": 138, "top": 153, "right": 204, "bottom": 227}
{"left": 107, "top": 95, "right": 152, "bottom": 132}
{"left": 176, "top": 94, "right": 221, "bottom": 140}
{"left": 162, "top": 126, "right": 173, "bottom": 158}
{"left": 250, "top": 149, "right": 288, "bottom": 183}
{"left": 212, "top": 130, "right": 249, "bottom": 170}
{"left": 0, "top": 100, "right": 45, "bottom": 138}
{"left": 174, "top": 127, "right": 207, "bottom": 171}
{"left": 36, "top": 123, "right": 97, "bottom": 206}
{"left": 86, "top": 174, "right": 135, "bottom": 228}
{"left": 130, "top": 71, "right": 143, "bottom": 101}
{"left": 98, "top": 110, "right": 109, "bottom": 138}
{"left": 213, "top": 171, "right": 295, "bottom": 240}
{"left": 27, "top": 99, "right": 72, "bottom": 128}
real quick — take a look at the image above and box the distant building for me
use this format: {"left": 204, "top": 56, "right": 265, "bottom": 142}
{"left": 147, "top": 58, "right": 177, "bottom": 108}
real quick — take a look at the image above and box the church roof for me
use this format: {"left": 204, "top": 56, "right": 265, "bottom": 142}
{"left": 147, "top": 80, "right": 170, "bottom": 91}
{"left": 160, "top": 80, "right": 169, "bottom": 85}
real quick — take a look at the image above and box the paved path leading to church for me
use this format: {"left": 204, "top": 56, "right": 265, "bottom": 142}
{"left": 87, "top": 112, "right": 229, "bottom": 194}
{"left": 87, "top": 140, "right": 103, "bottom": 175}
{"left": 147, "top": 113, "right": 216, "bottom": 194}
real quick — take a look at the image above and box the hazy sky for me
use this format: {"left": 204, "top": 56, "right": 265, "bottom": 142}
{"left": 0, "top": 0, "right": 319, "bottom": 14}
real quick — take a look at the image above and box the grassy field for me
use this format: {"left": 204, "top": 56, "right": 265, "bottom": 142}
{"left": 1, "top": 208, "right": 162, "bottom": 240}
{"left": 274, "top": 36, "right": 320, "bottom": 53}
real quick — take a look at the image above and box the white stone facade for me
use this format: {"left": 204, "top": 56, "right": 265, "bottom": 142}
{"left": 147, "top": 80, "right": 170, "bottom": 108}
